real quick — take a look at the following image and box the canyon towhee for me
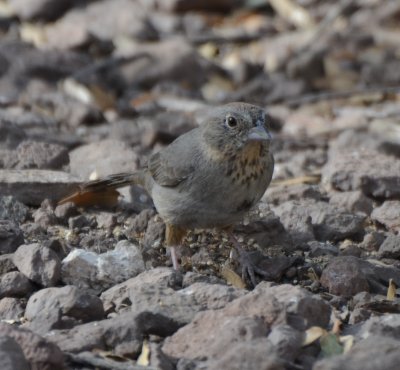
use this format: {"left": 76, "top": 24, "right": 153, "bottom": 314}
{"left": 61, "top": 102, "right": 274, "bottom": 286}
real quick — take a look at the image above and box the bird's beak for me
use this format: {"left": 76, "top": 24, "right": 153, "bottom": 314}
{"left": 247, "top": 123, "right": 271, "bottom": 142}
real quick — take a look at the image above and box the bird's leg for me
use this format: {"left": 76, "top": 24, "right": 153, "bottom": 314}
{"left": 169, "top": 246, "right": 179, "bottom": 270}
{"left": 165, "top": 224, "right": 187, "bottom": 270}
{"left": 227, "top": 231, "right": 269, "bottom": 287}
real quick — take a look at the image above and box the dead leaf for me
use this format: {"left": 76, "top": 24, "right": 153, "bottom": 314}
{"left": 0, "top": 1, "right": 14, "bottom": 17}
{"left": 137, "top": 340, "right": 150, "bottom": 366}
{"left": 201, "top": 75, "right": 234, "bottom": 101}
{"left": 332, "top": 318, "right": 342, "bottom": 335}
{"left": 62, "top": 78, "right": 94, "bottom": 105}
{"left": 340, "top": 335, "right": 355, "bottom": 353}
{"left": 221, "top": 265, "right": 246, "bottom": 289}
{"left": 271, "top": 174, "right": 321, "bottom": 187}
{"left": 93, "top": 349, "right": 130, "bottom": 362}
{"left": 20, "top": 23, "right": 47, "bottom": 48}
{"left": 269, "top": 0, "right": 315, "bottom": 29}
{"left": 307, "top": 267, "right": 319, "bottom": 281}
{"left": 303, "top": 326, "right": 327, "bottom": 346}
{"left": 198, "top": 42, "right": 219, "bottom": 60}
{"left": 88, "top": 84, "right": 116, "bottom": 111}
{"left": 130, "top": 92, "right": 157, "bottom": 109}
{"left": 1, "top": 319, "right": 18, "bottom": 324}
{"left": 387, "top": 278, "right": 397, "bottom": 301}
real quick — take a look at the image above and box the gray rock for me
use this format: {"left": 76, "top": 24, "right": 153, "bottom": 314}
{"left": 15, "top": 140, "right": 69, "bottom": 170}
{"left": 378, "top": 234, "right": 400, "bottom": 259}
{"left": 182, "top": 271, "right": 224, "bottom": 287}
{"left": 140, "top": 0, "right": 244, "bottom": 12}
{"left": 69, "top": 139, "right": 139, "bottom": 179}
{"left": 0, "top": 336, "right": 29, "bottom": 370}
{"left": 360, "top": 232, "right": 385, "bottom": 251}
{"left": 339, "top": 243, "right": 362, "bottom": 257}
{"left": 13, "top": 243, "right": 61, "bottom": 287}
{"left": 265, "top": 184, "right": 323, "bottom": 206}
{"left": 54, "top": 202, "right": 78, "bottom": 223}
{"left": 268, "top": 324, "right": 303, "bottom": 361}
{"left": 45, "top": 0, "right": 157, "bottom": 49}
{"left": 272, "top": 200, "right": 314, "bottom": 244}
{"left": 371, "top": 200, "right": 400, "bottom": 232}
{"left": 9, "top": 0, "right": 75, "bottom": 21}
{"left": 349, "top": 307, "right": 372, "bottom": 325}
{"left": 0, "top": 40, "right": 90, "bottom": 100}
{"left": 68, "top": 215, "right": 90, "bottom": 229}
{"left": 66, "top": 36, "right": 214, "bottom": 93}
{"left": 328, "top": 129, "right": 380, "bottom": 156}
{"left": 229, "top": 282, "right": 331, "bottom": 331}
{"left": 0, "top": 298, "right": 25, "bottom": 320}
{"left": 101, "top": 271, "right": 245, "bottom": 325}
{"left": 329, "top": 190, "right": 373, "bottom": 215}
{"left": 46, "top": 311, "right": 179, "bottom": 356}
{"left": 0, "top": 148, "right": 17, "bottom": 168}
{"left": 236, "top": 204, "right": 293, "bottom": 250}
{"left": 32, "top": 207, "right": 57, "bottom": 229}
{"left": 0, "top": 272, "right": 34, "bottom": 298}
{"left": 0, "top": 254, "right": 16, "bottom": 275}
{"left": 273, "top": 199, "right": 365, "bottom": 243}
{"left": 0, "top": 119, "right": 26, "bottom": 150}
{"left": 163, "top": 283, "right": 330, "bottom": 359}
{"left": 142, "top": 216, "right": 166, "bottom": 255}
{"left": 0, "top": 221, "right": 24, "bottom": 254}
{"left": 359, "top": 314, "right": 400, "bottom": 340}
{"left": 126, "top": 209, "right": 156, "bottom": 234}
{"left": 24, "top": 285, "right": 104, "bottom": 334}
{"left": 320, "top": 256, "right": 369, "bottom": 297}
{"left": 312, "top": 210, "right": 365, "bottom": 242}
{"left": 207, "top": 339, "right": 284, "bottom": 370}
{"left": 0, "top": 170, "right": 81, "bottom": 206}
{"left": 251, "top": 254, "right": 300, "bottom": 281}
{"left": 0, "top": 196, "right": 29, "bottom": 224}
{"left": 309, "top": 241, "right": 339, "bottom": 257}
{"left": 101, "top": 268, "right": 180, "bottom": 312}
{"left": 61, "top": 240, "right": 145, "bottom": 293}
{"left": 95, "top": 212, "right": 117, "bottom": 229}
{"left": 320, "top": 256, "right": 400, "bottom": 296}
{"left": 164, "top": 314, "right": 268, "bottom": 360}
{"left": 0, "top": 322, "right": 64, "bottom": 369}
{"left": 313, "top": 335, "right": 400, "bottom": 370}
{"left": 118, "top": 36, "right": 215, "bottom": 89}
{"left": 148, "top": 342, "right": 175, "bottom": 370}
{"left": 322, "top": 148, "right": 400, "bottom": 199}
{"left": 28, "top": 91, "right": 104, "bottom": 128}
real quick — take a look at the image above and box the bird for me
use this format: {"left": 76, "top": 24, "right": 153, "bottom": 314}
{"left": 60, "top": 102, "right": 274, "bottom": 286}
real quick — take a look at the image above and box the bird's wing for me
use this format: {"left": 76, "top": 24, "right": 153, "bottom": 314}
{"left": 148, "top": 130, "right": 198, "bottom": 187}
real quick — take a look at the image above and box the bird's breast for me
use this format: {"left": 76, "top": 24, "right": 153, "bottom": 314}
{"left": 224, "top": 143, "right": 270, "bottom": 186}
{"left": 151, "top": 142, "right": 273, "bottom": 229}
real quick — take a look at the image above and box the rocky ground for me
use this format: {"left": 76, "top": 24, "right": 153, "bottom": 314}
{"left": 1, "top": 0, "right": 400, "bottom": 369}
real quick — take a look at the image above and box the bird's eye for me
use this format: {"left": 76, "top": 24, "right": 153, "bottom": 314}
{"left": 226, "top": 116, "right": 237, "bottom": 128}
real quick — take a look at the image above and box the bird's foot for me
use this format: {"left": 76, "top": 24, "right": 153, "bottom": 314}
{"left": 236, "top": 248, "right": 271, "bottom": 288}
{"left": 228, "top": 233, "right": 270, "bottom": 288}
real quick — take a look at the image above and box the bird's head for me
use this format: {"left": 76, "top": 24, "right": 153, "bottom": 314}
{"left": 201, "top": 102, "right": 272, "bottom": 154}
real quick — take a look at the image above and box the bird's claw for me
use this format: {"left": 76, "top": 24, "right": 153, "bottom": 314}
{"left": 238, "top": 249, "right": 270, "bottom": 288}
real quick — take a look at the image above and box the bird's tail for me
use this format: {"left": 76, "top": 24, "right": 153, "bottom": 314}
{"left": 58, "top": 171, "right": 146, "bottom": 207}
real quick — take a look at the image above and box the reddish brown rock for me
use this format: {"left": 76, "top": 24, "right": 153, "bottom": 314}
{"left": 322, "top": 148, "right": 400, "bottom": 199}
{"left": 0, "top": 322, "right": 65, "bottom": 370}
{"left": 371, "top": 201, "right": 400, "bottom": 232}
{"left": 162, "top": 283, "right": 330, "bottom": 359}
{"left": 13, "top": 243, "right": 61, "bottom": 287}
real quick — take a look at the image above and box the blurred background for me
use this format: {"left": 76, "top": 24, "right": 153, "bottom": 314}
{"left": 0, "top": 0, "right": 399, "bottom": 182}
{"left": 1, "top": 3, "right": 400, "bottom": 358}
